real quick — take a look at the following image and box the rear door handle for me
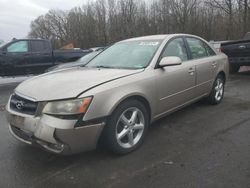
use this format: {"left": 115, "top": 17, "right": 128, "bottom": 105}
{"left": 212, "top": 62, "right": 217, "bottom": 68}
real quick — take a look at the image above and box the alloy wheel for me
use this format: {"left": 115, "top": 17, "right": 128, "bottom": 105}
{"left": 116, "top": 107, "right": 145, "bottom": 149}
{"left": 214, "top": 78, "right": 224, "bottom": 101}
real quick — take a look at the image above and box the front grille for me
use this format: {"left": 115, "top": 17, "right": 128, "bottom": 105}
{"left": 10, "top": 94, "right": 38, "bottom": 115}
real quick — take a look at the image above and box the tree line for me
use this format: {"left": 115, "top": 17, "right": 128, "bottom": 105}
{"left": 28, "top": 0, "right": 250, "bottom": 49}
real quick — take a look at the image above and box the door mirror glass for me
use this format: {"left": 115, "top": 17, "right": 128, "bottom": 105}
{"left": 159, "top": 56, "right": 182, "bottom": 67}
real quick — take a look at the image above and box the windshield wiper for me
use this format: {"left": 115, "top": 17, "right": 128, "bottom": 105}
{"left": 91, "top": 65, "right": 115, "bottom": 69}
{"left": 88, "top": 65, "right": 143, "bottom": 70}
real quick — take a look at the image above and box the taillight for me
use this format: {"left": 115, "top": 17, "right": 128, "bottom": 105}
{"left": 220, "top": 47, "right": 224, "bottom": 53}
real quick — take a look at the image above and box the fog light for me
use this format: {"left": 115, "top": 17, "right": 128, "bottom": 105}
{"left": 53, "top": 143, "right": 64, "bottom": 150}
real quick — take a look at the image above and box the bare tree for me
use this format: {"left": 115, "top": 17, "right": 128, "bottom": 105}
{"left": 95, "top": 0, "right": 108, "bottom": 45}
{"left": 206, "top": 0, "right": 235, "bottom": 39}
{"left": 29, "top": 0, "right": 249, "bottom": 48}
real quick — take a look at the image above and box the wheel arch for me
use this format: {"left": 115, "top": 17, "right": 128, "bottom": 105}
{"left": 218, "top": 70, "right": 226, "bottom": 83}
{"left": 109, "top": 94, "right": 152, "bottom": 123}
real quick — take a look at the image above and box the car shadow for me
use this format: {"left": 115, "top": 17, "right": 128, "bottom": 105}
{"left": 150, "top": 100, "right": 205, "bottom": 129}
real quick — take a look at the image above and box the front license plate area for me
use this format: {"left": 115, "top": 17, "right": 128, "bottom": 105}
{"left": 9, "top": 114, "right": 25, "bottom": 128}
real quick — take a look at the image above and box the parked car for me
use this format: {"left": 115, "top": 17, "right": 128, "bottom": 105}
{"left": 46, "top": 49, "right": 104, "bottom": 72}
{"left": 6, "top": 34, "right": 228, "bottom": 155}
{"left": 0, "top": 39, "right": 91, "bottom": 76}
{"left": 89, "top": 47, "right": 104, "bottom": 52}
{"left": 221, "top": 32, "right": 250, "bottom": 73}
{"left": 209, "top": 40, "right": 230, "bottom": 52}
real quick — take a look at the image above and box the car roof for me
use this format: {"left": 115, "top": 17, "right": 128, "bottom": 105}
{"left": 123, "top": 35, "right": 170, "bottom": 42}
{"left": 121, "top": 34, "right": 198, "bottom": 42}
{"left": 11, "top": 39, "right": 49, "bottom": 42}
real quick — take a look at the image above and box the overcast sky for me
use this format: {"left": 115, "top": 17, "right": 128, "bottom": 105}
{"left": 0, "top": 0, "right": 89, "bottom": 42}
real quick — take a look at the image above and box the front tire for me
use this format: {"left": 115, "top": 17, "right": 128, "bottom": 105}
{"left": 206, "top": 75, "right": 225, "bottom": 105}
{"left": 103, "top": 100, "right": 149, "bottom": 154}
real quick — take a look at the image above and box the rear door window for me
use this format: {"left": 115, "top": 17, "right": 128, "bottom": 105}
{"left": 186, "top": 37, "right": 208, "bottom": 59}
{"left": 203, "top": 42, "right": 216, "bottom": 56}
{"left": 31, "top": 41, "right": 48, "bottom": 52}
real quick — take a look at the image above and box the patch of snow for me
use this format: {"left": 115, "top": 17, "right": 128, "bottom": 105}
{"left": 0, "top": 76, "right": 32, "bottom": 85}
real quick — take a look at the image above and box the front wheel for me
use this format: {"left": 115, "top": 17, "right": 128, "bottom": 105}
{"left": 103, "top": 100, "right": 149, "bottom": 154}
{"left": 206, "top": 75, "right": 225, "bottom": 105}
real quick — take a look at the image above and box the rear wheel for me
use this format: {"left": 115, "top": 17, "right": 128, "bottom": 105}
{"left": 103, "top": 100, "right": 149, "bottom": 154}
{"left": 229, "top": 64, "right": 240, "bottom": 74}
{"left": 206, "top": 75, "right": 225, "bottom": 105}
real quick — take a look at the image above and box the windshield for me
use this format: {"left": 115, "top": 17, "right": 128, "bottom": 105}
{"left": 86, "top": 40, "right": 162, "bottom": 69}
{"left": 76, "top": 51, "right": 101, "bottom": 65}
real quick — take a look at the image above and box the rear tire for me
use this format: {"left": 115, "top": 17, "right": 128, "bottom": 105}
{"left": 206, "top": 74, "right": 225, "bottom": 105}
{"left": 102, "top": 100, "right": 149, "bottom": 154}
{"left": 229, "top": 64, "right": 240, "bottom": 74}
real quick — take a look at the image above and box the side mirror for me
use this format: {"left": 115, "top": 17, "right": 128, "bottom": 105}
{"left": 159, "top": 56, "right": 182, "bottom": 68}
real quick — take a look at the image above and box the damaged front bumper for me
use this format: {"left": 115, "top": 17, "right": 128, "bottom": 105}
{"left": 6, "top": 103, "right": 105, "bottom": 155}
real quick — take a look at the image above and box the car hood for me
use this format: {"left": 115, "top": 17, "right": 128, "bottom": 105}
{"left": 52, "top": 61, "right": 83, "bottom": 71}
{"left": 15, "top": 67, "right": 144, "bottom": 101}
{"left": 46, "top": 61, "right": 75, "bottom": 72}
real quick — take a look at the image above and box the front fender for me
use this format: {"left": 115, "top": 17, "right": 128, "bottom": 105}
{"left": 80, "top": 71, "right": 157, "bottom": 122}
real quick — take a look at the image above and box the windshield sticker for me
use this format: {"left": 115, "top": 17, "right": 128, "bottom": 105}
{"left": 139, "top": 42, "right": 159, "bottom": 46}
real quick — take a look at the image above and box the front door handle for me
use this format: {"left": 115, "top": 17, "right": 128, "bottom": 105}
{"left": 188, "top": 67, "right": 195, "bottom": 75}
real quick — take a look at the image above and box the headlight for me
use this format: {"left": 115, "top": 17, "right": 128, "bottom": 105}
{"left": 42, "top": 97, "right": 92, "bottom": 115}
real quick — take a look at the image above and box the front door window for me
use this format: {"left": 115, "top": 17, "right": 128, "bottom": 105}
{"left": 7, "top": 41, "right": 28, "bottom": 53}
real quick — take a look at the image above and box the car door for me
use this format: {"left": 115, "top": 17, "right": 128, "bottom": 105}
{"left": 30, "top": 40, "right": 53, "bottom": 70}
{"left": 155, "top": 37, "right": 197, "bottom": 116}
{"left": 4, "top": 40, "right": 31, "bottom": 73}
{"left": 185, "top": 37, "right": 217, "bottom": 96}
